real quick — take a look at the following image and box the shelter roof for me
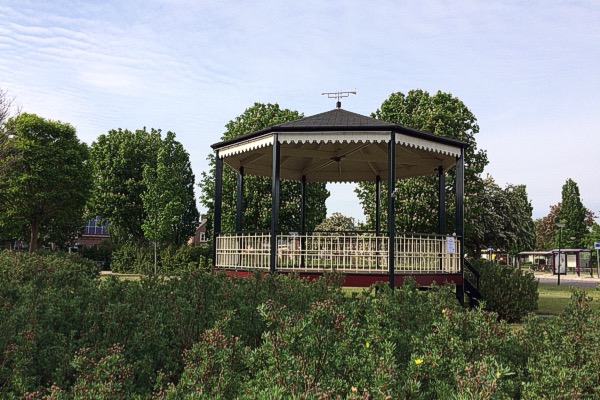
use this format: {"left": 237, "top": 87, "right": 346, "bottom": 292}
{"left": 211, "top": 108, "right": 468, "bottom": 183}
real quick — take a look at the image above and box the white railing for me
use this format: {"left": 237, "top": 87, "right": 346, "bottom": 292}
{"left": 216, "top": 233, "right": 271, "bottom": 270}
{"left": 394, "top": 234, "right": 461, "bottom": 273}
{"left": 277, "top": 232, "right": 389, "bottom": 273}
{"left": 216, "top": 232, "right": 460, "bottom": 274}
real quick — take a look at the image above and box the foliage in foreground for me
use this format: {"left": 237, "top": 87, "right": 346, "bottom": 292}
{"left": 470, "top": 259, "right": 539, "bottom": 322}
{"left": 1, "top": 251, "right": 599, "bottom": 399}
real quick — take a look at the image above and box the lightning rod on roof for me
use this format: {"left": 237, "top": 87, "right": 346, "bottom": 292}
{"left": 321, "top": 90, "right": 356, "bottom": 109}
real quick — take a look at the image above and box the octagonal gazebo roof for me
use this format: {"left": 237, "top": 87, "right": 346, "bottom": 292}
{"left": 212, "top": 108, "right": 468, "bottom": 183}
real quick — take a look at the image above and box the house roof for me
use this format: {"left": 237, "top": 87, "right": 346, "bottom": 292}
{"left": 211, "top": 108, "right": 468, "bottom": 183}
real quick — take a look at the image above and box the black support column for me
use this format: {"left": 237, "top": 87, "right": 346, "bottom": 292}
{"left": 388, "top": 134, "right": 396, "bottom": 289}
{"left": 375, "top": 175, "right": 381, "bottom": 234}
{"left": 300, "top": 175, "right": 306, "bottom": 268}
{"left": 300, "top": 175, "right": 306, "bottom": 234}
{"left": 269, "top": 135, "right": 281, "bottom": 274}
{"left": 455, "top": 149, "right": 465, "bottom": 304}
{"left": 213, "top": 152, "right": 223, "bottom": 265}
{"left": 236, "top": 166, "right": 244, "bottom": 233}
{"left": 438, "top": 166, "right": 445, "bottom": 235}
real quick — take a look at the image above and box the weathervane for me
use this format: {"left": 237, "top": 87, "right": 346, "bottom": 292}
{"left": 321, "top": 90, "right": 356, "bottom": 109}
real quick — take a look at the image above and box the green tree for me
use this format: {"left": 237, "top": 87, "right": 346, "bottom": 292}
{"left": 0, "top": 113, "right": 91, "bottom": 251}
{"left": 142, "top": 131, "right": 199, "bottom": 270}
{"left": 198, "top": 103, "right": 329, "bottom": 236}
{"left": 89, "top": 128, "right": 161, "bottom": 244}
{"left": 468, "top": 176, "right": 535, "bottom": 257}
{"left": 535, "top": 204, "right": 560, "bottom": 251}
{"left": 315, "top": 212, "right": 356, "bottom": 232}
{"left": 537, "top": 202, "right": 595, "bottom": 250}
{"left": 90, "top": 129, "right": 198, "bottom": 248}
{"left": 585, "top": 223, "right": 600, "bottom": 249}
{"left": 557, "top": 179, "right": 589, "bottom": 248}
{"left": 355, "top": 90, "right": 488, "bottom": 256}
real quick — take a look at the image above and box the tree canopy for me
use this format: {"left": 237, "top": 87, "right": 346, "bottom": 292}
{"left": 557, "top": 178, "right": 589, "bottom": 249}
{"left": 141, "top": 131, "right": 199, "bottom": 247}
{"left": 468, "top": 176, "right": 535, "bottom": 256}
{"left": 89, "top": 128, "right": 198, "bottom": 246}
{"left": 315, "top": 212, "right": 356, "bottom": 232}
{"left": 198, "top": 103, "right": 329, "bottom": 236}
{"left": 536, "top": 200, "right": 595, "bottom": 250}
{"left": 355, "top": 90, "right": 488, "bottom": 256}
{"left": 0, "top": 113, "right": 91, "bottom": 251}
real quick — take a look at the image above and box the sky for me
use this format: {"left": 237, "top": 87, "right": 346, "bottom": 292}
{"left": 1, "top": 0, "right": 599, "bottom": 223}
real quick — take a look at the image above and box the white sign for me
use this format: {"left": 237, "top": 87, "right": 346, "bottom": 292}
{"left": 446, "top": 236, "right": 455, "bottom": 254}
{"left": 595, "top": 242, "right": 600, "bottom": 249}
{"left": 554, "top": 253, "right": 566, "bottom": 274}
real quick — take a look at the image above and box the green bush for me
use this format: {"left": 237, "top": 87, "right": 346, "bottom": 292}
{"left": 110, "top": 243, "right": 154, "bottom": 274}
{"left": 79, "top": 239, "right": 117, "bottom": 270}
{"left": 110, "top": 243, "right": 212, "bottom": 274}
{"left": 470, "top": 259, "right": 539, "bottom": 322}
{"left": 3, "top": 250, "right": 600, "bottom": 398}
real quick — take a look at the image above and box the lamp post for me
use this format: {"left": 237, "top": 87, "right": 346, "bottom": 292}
{"left": 555, "top": 221, "right": 566, "bottom": 286}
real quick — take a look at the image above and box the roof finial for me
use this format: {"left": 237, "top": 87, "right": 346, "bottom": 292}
{"left": 321, "top": 90, "right": 356, "bottom": 109}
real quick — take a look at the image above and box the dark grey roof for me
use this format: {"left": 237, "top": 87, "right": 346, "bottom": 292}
{"left": 275, "top": 108, "right": 390, "bottom": 128}
{"left": 212, "top": 108, "right": 468, "bottom": 150}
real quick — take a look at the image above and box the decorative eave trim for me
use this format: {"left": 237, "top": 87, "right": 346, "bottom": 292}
{"left": 396, "top": 133, "right": 462, "bottom": 158}
{"left": 217, "top": 131, "right": 462, "bottom": 159}
{"left": 218, "top": 134, "right": 273, "bottom": 158}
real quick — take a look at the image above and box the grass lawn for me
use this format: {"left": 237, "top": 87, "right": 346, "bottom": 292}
{"left": 537, "top": 283, "right": 600, "bottom": 316}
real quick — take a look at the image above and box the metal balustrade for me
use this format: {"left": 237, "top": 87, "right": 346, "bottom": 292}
{"left": 216, "top": 232, "right": 460, "bottom": 274}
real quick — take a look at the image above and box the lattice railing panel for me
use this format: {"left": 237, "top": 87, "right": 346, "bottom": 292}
{"left": 215, "top": 232, "right": 461, "bottom": 274}
{"left": 276, "top": 233, "right": 389, "bottom": 272}
{"left": 216, "top": 233, "right": 270, "bottom": 270}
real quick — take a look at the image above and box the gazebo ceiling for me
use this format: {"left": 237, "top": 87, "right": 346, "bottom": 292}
{"left": 211, "top": 108, "right": 468, "bottom": 183}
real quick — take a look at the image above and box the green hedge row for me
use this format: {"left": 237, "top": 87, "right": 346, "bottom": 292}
{"left": 1, "top": 251, "right": 599, "bottom": 399}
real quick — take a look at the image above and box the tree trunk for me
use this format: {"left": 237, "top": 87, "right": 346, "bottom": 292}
{"left": 29, "top": 220, "right": 39, "bottom": 253}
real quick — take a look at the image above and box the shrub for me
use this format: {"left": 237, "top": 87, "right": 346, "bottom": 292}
{"left": 520, "top": 289, "right": 600, "bottom": 399}
{"left": 79, "top": 239, "right": 117, "bottom": 270}
{"left": 110, "top": 243, "right": 211, "bottom": 274}
{"left": 4, "top": 250, "right": 600, "bottom": 398}
{"left": 110, "top": 243, "right": 153, "bottom": 274}
{"left": 470, "top": 259, "right": 539, "bottom": 322}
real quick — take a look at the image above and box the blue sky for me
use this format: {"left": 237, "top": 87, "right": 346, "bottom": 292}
{"left": 1, "top": 0, "right": 599, "bottom": 223}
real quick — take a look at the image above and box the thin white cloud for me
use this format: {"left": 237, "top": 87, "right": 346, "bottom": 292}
{"left": 0, "top": 0, "right": 599, "bottom": 220}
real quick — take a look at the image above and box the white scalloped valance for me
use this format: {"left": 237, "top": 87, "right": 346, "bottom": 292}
{"left": 279, "top": 131, "right": 391, "bottom": 144}
{"left": 218, "top": 134, "right": 273, "bottom": 158}
{"left": 396, "top": 133, "right": 461, "bottom": 158}
{"left": 217, "top": 131, "right": 462, "bottom": 160}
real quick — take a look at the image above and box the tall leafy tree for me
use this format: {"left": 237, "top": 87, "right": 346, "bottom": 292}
{"left": 141, "top": 131, "right": 199, "bottom": 247}
{"left": 355, "top": 90, "right": 488, "bottom": 256}
{"left": 536, "top": 202, "right": 595, "bottom": 250}
{"left": 468, "top": 176, "right": 535, "bottom": 257}
{"left": 535, "top": 204, "right": 560, "bottom": 251}
{"left": 199, "top": 103, "right": 329, "bottom": 236}
{"left": 89, "top": 128, "right": 161, "bottom": 244}
{"left": 557, "top": 179, "right": 589, "bottom": 249}
{"left": 0, "top": 113, "right": 91, "bottom": 251}
{"left": 90, "top": 128, "right": 198, "bottom": 246}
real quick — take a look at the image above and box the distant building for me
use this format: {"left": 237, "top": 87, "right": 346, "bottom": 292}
{"left": 76, "top": 217, "right": 110, "bottom": 247}
{"left": 188, "top": 215, "right": 208, "bottom": 245}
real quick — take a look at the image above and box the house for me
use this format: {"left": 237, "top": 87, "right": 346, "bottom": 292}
{"left": 188, "top": 215, "right": 208, "bottom": 245}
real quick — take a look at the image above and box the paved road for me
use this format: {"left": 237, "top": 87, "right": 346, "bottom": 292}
{"left": 534, "top": 272, "right": 599, "bottom": 288}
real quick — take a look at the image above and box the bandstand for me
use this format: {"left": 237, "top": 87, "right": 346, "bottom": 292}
{"left": 211, "top": 106, "right": 468, "bottom": 299}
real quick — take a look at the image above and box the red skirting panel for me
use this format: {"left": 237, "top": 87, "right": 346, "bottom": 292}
{"left": 217, "top": 269, "right": 462, "bottom": 288}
